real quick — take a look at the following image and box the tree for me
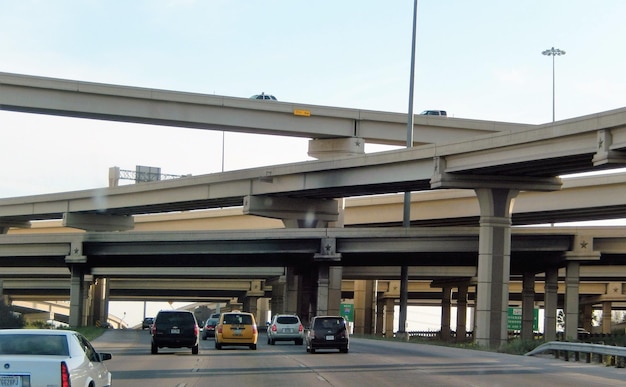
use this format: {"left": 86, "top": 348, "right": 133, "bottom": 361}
{"left": 0, "top": 301, "right": 25, "bottom": 328}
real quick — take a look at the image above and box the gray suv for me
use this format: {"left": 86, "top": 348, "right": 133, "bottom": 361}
{"left": 151, "top": 310, "right": 199, "bottom": 354}
{"left": 267, "top": 314, "right": 304, "bottom": 345}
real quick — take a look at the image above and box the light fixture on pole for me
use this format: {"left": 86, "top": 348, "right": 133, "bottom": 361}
{"left": 541, "top": 47, "right": 565, "bottom": 122}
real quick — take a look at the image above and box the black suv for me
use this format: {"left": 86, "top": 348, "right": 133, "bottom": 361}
{"left": 306, "top": 316, "right": 349, "bottom": 354}
{"left": 151, "top": 310, "right": 199, "bottom": 354}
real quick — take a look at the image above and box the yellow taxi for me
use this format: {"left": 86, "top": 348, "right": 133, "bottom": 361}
{"left": 215, "top": 311, "right": 258, "bottom": 350}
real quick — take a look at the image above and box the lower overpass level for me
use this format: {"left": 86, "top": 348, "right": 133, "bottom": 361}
{"left": 2, "top": 225, "right": 626, "bottom": 342}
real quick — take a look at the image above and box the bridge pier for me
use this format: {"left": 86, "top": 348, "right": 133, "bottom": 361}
{"left": 352, "top": 279, "right": 374, "bottom": 335}
{"left": 544, "top": 268, "right": 559, "bottom": 341}
{"left": 521, "top": 272, "right": 536, "bottom": 341}
{"left": 456, "top": 284, "right": 469, "bottom": 343}
{"left": 473, "top": 188, "right": 518, "bottom": 349}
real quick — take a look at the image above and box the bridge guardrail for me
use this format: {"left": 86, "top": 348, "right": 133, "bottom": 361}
{"left": 526, "top": 341, "right": 626, "bottom": 367}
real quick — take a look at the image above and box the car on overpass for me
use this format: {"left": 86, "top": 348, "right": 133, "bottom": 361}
{"left": 250, "top": 92, "right": 277, "bottom": 101}
{"left": 420, "top": 110, "right": 447, "bottom": 116}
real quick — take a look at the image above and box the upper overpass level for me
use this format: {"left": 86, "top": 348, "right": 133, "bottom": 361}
{"left": 0, "top": 72, "right": 531, "bottom": 148}
{"left": 0, "top": 104, "right": 625, "bottom": 230}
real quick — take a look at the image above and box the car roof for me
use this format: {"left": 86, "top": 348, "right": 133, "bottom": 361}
{"left": 0, "top": 329, "right": 74, "bottom": 336}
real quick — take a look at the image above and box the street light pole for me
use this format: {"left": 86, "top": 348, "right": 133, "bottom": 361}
{"left": 399, "top": 0, "right": 418, "bottom": 341}
{"left": 542, "top": 47, "right": 565, "bottom": 122}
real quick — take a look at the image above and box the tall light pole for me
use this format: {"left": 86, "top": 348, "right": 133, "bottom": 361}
{"left": 542, "top": 47, "right": 565, "bottom": 122}
{"left": 398, "top": 0, "right": 418, "bottom": 341}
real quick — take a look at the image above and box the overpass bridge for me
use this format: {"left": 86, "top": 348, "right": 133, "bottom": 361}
{"left": 2, "top": 72, "right": 626, "bottom": 348}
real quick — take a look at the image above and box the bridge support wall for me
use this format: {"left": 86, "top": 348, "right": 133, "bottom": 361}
{"left": 544, "top": 268, "right": 558, "bottom": 341}
{"left": 521, "top": 272, "right": 536, "bottom": 341}
{"left": 474, "top": 188, "right": 517, "bottom": 349}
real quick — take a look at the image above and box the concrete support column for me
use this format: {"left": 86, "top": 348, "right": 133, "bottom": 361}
{"left": 270, "top": 282, "right": 285, "bottom": 316}
{"left": 376, "top": 297, "right": 385, "bottom": 336}
{"left": 581, "top": 303, "right": 593, "bottom": 333}
{"left": 91, "top": 277, "right": 109, "bottom": 327}
{"left": 456, "top": 285, "right": 468, "bottom": 343}
{"left": 315, "top": 265, "right": 342, "bottom": 317}
{"left": 543, "top": 268, "right": 558, "bottom": 341}
{"left": 69, "top": 264, "right": 85, "bottom": 327}
{"left": 243, "top": 296, "right": 259, "bottom": 320}
{"left": 384, "top": 298, "right": 395, "bottom": 338}
{"left": 441, "top": 286, "right": 452, "bottom": 341}
{"left": 285, "top": 267, "right": 300, "bottom": 316}
{"left": 602, "top": 301, "right": 612, "bottom": 334}
{"left": 257, "top": 298, "right": 270, "bottom": 326}
{"left": 353, "top": 280, "right": 373, "bottom": 335}
{"left": 564, "top": 261, "right": 580, "bottom": 341}
{"left": 316, "top": 265, "right": 330, "bottom": 315}
{"left": 474, "top": 188, "right": 518, "bottom": 349}
{"left": 521, "top": 272, "right": 536, "bottom": 341}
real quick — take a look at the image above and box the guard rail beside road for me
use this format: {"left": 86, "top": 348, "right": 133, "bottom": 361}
{"left": 526, "top": 341, "right": 626, "bottom": 367}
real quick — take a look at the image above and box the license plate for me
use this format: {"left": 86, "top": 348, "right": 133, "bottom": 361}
{"left": 325, "top": 335, "right": 334, "bottom": 341}
{"left": 281, "top": 328, "right": 292, "bottom": 333}
{"left": 170, "top": 328, "right": 180, "bottom": 334}
{"left": 233, "top": 329, "right": 243, "bottom": 336}
{"left": 0, "top": 376, "right": 21, "bottom": 387}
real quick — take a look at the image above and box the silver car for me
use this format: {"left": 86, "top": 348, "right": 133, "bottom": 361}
{"left": 267, "top": 314, "right": 304, "bottom": 345}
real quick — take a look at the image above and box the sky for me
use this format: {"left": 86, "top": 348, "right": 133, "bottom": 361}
{"left": 1, "top": 0, "right": 626, "bottom": 327}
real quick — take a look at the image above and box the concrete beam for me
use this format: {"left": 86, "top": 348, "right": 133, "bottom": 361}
{"left": 243, "top": 195, "right": 338, "bottom": 226}
{"left": 63, "top": 212, "right": 134, "bottom": 231}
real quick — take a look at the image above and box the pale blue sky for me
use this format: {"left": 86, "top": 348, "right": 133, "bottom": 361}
{"left": 2, "top": 1, "right": 625, "bottom": 197}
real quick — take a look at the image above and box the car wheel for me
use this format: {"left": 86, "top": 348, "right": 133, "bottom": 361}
{"left": 250, "top": 343, "right": 257, "bottom": 350}
{"left": 340, "top": 348, "right": 349, "bottom": 353}
{"left": 267, "top": 336, "right": 271, "bottom": 345}
{"left": 151, "top": 342, "right": 158, "bottom": 354}
{"left": 215, "top": 341, "right": 222, "bottom": 350}
{"left": 270, "top": 338, "right": 275, "bottom": 345}
{"left": 192, "top": 344, "right": 199, "bottom": 355}
{"left": 295, "top": 339, "right": 303, "bottom": 345}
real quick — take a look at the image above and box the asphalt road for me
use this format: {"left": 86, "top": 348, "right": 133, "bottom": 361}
{"left": 93, "top": 329, "right": 626, "bottom": 386}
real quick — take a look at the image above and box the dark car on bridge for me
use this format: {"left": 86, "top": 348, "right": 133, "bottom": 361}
{"left": 306, "top": 315, "right": 349, "bottom": 354}
{"left": 151, "top": 310, "right": 199, "bottom": 354}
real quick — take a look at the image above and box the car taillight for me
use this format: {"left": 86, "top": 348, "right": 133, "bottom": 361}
{"left": 151, "top": 323, "right": 156, "bottom": 335}
{"left": 194, "top": 324, "right": 199, "bottom": 336}
{"left": 217, "top": 325, "right": 222, "bottom": 333}
{"left": 61, "top": 361, "right": 71, "bottom": 387}
{"left": 271, "top": 324, "right": 277, "bottom": 332}
{"left": 253, "top": 324, "right": 258, "bottom": 334}
{"left": 298, "top": 324, "right": 303, "bottom": 333}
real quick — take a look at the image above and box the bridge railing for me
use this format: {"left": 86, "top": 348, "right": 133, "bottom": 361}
{"left": 526, "top": 341, "right": 626, "bottom": 368}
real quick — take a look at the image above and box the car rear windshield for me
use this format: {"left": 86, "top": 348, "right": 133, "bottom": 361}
{"left": 0, "top": 334, "right": 69, "bottom": 356}
{"left": 313, "top": 318, "right": 345, "bottom": 332}
{"left": 276, "top": 316, "right": 299, "bottom": 324}
{"left": 223, "top": 313, "right": 253, "bottom": 325}
{"left": 157, "top": 312, "right": 195, "bottom": 325}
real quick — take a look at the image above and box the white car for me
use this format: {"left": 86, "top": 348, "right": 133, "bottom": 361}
{"left": 0, "top": 329, "right": 112, "bottom": 387}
